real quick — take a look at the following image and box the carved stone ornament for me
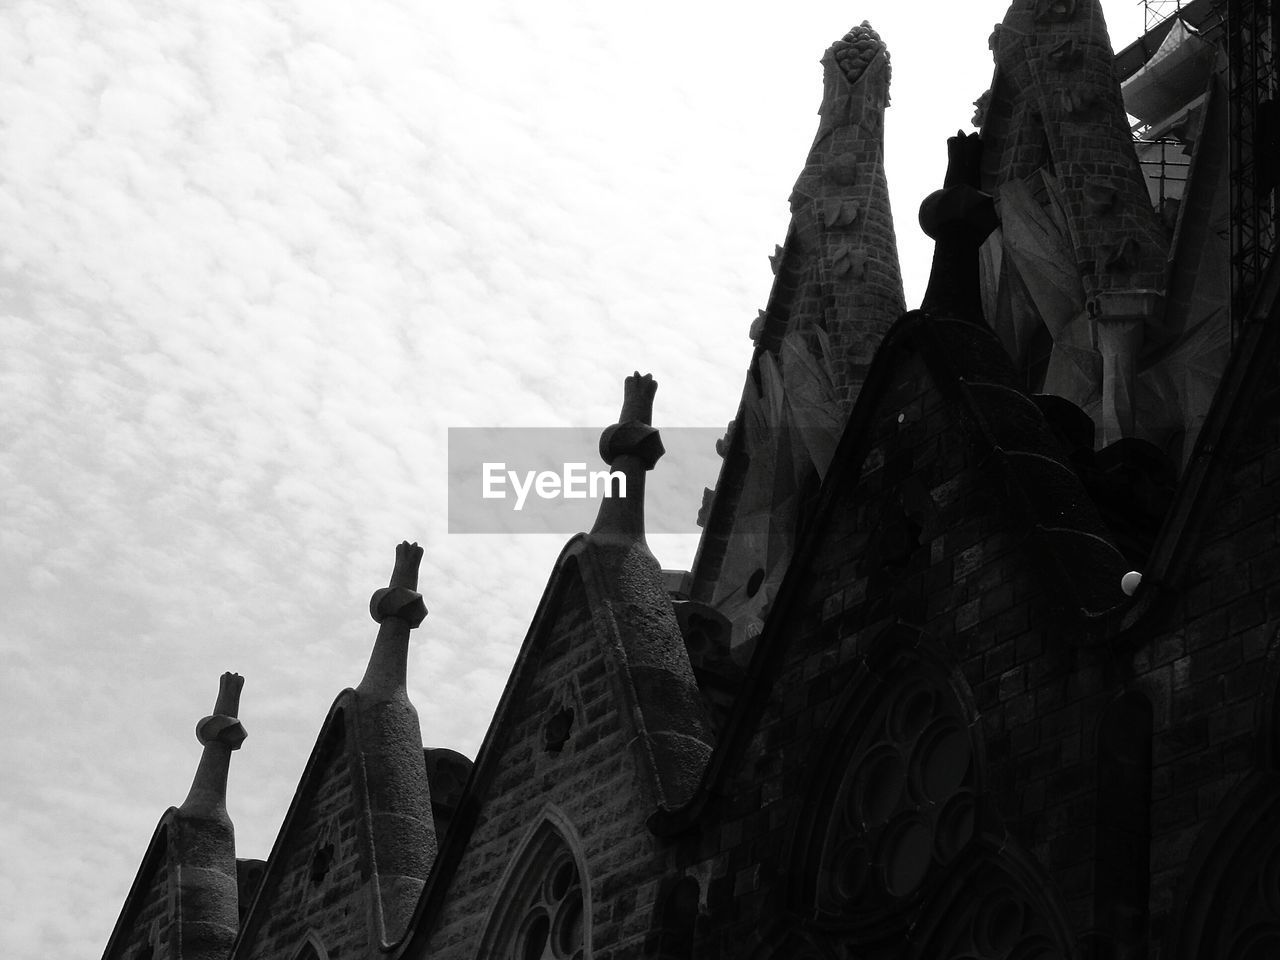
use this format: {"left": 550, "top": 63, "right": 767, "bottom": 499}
{"left": 826, "top": 153, "right": 861, "bottom": 186}
{"left": 822, "top": 198, "right": 860, "bottom": 228}
{"left": 1084, "top": 177, "right": 1117, "bottom": 214}
{"left": 715, "top": 421, "right": 735, "bottom": 458}
{"left": 831, "top": 244, "right": 869, "bottom": 280}
{"left": 1104, "top": 236, "right": 1140, "bottom": 273}
{"left": 1047, "top": 37, "right": 1083, "bottom": 69}
{"left": 1034, "top": 0, "right": 1077, "bottom": 22}
{"left": 972, "top": 89, "right": 992, "bottom": 129}
{"left": 1060, "top": 86, "right": 1099, "bottom": 117}
{"left": 830, "top": 21, "right": 889, "bottom": 87}
{"left": 369, "top": 541, "right": 427, "bottom": 627}
{"left": 598, "top": 373, "right": 664, "bottom": 470}
{"left": 195, "top": 672, "right": 247, "bottom": 749}
{"left": 696, "top": 486, "right": 714, "bottom": 529}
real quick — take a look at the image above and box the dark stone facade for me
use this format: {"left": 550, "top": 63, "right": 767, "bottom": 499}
{"left": 103, "top": 3, "right": 1280, "bottom": 959}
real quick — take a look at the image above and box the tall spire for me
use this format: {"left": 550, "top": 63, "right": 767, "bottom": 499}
{"left": 788, "top": 20, "right": 906, "bottom": 407}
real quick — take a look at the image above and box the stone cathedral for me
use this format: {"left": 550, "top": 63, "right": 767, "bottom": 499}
{"left": 103, "top": 1, "right": 1280, "bottom": 958}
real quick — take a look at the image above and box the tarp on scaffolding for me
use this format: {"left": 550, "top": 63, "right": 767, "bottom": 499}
{"left": 1121, "top": 18, "right": 1217, "bottom": 125}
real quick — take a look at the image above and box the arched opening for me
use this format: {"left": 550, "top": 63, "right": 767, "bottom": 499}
{"left": 289, "top": 931, "right": 329, "bottom": 960}
{"left": 477, "top": 811, "right": 591, "bottom": 960}
{"left": 790, "top": 624, "right": 985, "bottom": 945}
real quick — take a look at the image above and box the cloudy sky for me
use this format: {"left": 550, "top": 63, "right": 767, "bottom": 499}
{"left": 0, "top": 1, "right": 1150, "bottom": 954}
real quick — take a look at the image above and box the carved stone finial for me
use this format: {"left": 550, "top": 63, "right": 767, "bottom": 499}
{"left": 829, "top": 20, "right": 890, "bottom": 88}
{"left": 195, "top": 672, "right": 247, "bottom": 750}
{"left": 919, "top": 131, "right": 998, "bottom": 322}
{"left": 619, "top": 371, "right": 657, "bottom": 424}
{"left": 598, "top": 373, "right": 665, "bottom": 470}
{"left": 369, "top": 541, "right": 427, "bottom": 628}
{"left": 591, "top": 374, "right": 664, "bottom": 541}
{"left": 180, "top": 672, "right": 246, "bottom": 818}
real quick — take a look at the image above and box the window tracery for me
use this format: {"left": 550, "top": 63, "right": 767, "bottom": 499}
{"left": 910, "top": 857, "right": 1072, "bottom": 960}
{"left": 510, "top": 851, "right": 584, "bottom": 960}
{"left": 805, "top": 666, "right": 981, "bottom": 928}
{"left": 478, "top": 813, "right": 590, "bottom": 960}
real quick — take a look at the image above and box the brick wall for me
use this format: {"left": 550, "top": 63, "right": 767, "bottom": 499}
{"left": 667, "top": 322, "right": 1156, "bottom": 955}
{"left": 236, "top": 708, "right": 372, "bottom": 960}
{"left": 422, "top": 566, "right": 681, "bottom": 960}
{"left": 104, "top": 823, "right": 177, "bottom": 960}
{"left": 1138, "top": 379, "right": 1280, "bottom": 958}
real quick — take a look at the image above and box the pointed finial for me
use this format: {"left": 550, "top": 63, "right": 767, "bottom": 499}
{"left": 195, "top": 672, "right": 247, "bottom": 750}
{"left": 591, "top": 373, "right": 664, "bottom": 541}
{"left": 369, "top": 541, "right": 427, "bottom": 627}
{"left": 180, "top": 673, "right": 246, "bottom": 817}
{"left": 918, "top": 131, "right": 997, "bottom": 322}
{"left": 598, "top": 372, "right": 664, "bottom": 469}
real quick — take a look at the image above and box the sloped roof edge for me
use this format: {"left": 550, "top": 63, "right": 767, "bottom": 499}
{"left": 100, "top": 813, "right": 174, "bottom": 960}
{"left": 229, "top": 691, "right": 372, "bottom": 958}
{"left": 393, "top": 531, "right": 712, "bottom": 956}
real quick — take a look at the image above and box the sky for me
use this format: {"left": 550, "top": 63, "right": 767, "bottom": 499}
{"left": 0, "top": 1, "right": 1151, "bottom": 955}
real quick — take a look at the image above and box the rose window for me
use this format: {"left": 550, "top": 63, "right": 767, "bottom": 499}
{"left": 815, "top": 673, "right": 978, "bottom": 919}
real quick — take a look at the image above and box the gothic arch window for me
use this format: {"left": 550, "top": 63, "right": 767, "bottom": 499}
{"left": 907, "top": 841, "right": 1075, "bottom": 960}
{"left": 1173, "top": 773, "right": 1280, "bottom": 960}
{"left": 289, "top": 931, "right": 329, "bottom": 960}
{"left": 477, "top": 810, "right": 591, "bottom": 960}
{"left": 792, "top": 625, "right": 985, "bottom": 941}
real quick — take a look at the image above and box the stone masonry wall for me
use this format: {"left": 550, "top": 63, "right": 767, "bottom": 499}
{"left": 421, "top": 569, "right": 681, "bottom": 960}
{"left": 104, "top": 831, "right": 177, "bottom": 960}
{"left": 1136, "top": 383, "right": 1280, "bottom": 959}
{"left": 235, "top": 712, "right": 370, "bottom": 960}
{"left": 671, "top": 333, "right": 1155, "bottom": 955}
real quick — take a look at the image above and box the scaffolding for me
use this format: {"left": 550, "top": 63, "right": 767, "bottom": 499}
{"left": 1134, "top": 0, "right": 1276, "bottom": 332}
{"left": 1224, "top": 0, "right": 1276, "bottom": 329}
{"left": 1142, "top": 0, "right": 1186, "bottom": 32}
{"left": 1135, "top": 137, "right": 1193, "bottom": 220}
